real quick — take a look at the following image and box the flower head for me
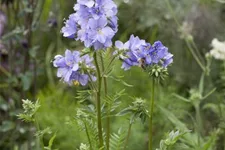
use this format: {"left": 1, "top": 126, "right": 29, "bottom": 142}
{"left": 53, "top": 50, "right": 96, "bottom": 86}
{"left": 115, "top": 35, "right": 173, "bottom": 70}
{"left": 61, "top": 0, "right": 118, "bottom": 50}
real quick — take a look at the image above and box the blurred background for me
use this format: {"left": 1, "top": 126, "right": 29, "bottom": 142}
{"left": 0, "top": 0, "right": 225, "bottom": 149}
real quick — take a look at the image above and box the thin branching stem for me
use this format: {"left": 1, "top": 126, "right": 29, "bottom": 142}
{"left": 191, "top": 40, "right": 206, "bottom": 65}
{"left": 165, "top": 0, "right": 206, "bottom": 72}
{"left": 123, "top": 123, "right": 132, "bottom": 150}
{"left": 164, "top": 0, "right": 181, "bottom": 27}
{"left": 149, "top": 79, "right": 155, "bottom": 150}
{"left": 185, "top": 40, "right": 205, "bottom": 71}
{"left": 93, "top": 52, "right": 104, "bottom": 148}
{"left": 100, "top": 53, "right": 110, "bottom": 150}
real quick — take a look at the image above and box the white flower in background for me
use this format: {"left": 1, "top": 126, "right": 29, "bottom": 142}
{"left": 209, "top": 38, "right": 225, "bottom": 60}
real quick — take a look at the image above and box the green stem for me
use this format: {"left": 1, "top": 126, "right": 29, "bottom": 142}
{"left": 185, "top": 39, "right": 205, "bottom": 72}
{"left": 194, "top": 103, "right": 203, "bottom": 146}
{"left": 191, "top": 40, "right": 205, "bottom": 65}
{"left": 123, "top": 123, "right": 132, "bottom": 150}
{"left": 100, "top": 53, "right": 110, "bottom": 150}
{"left": 34, "top": 120, "right": 44, "bottom": 150}
{"left": 84, "top": 121, "right": 93, "bottom": 150}
{"left": 149, "top": 79, "right": 155, "bottom": 150}
{"left": 93, "top": 52, "right": 104, "bottom": 149}
{"left": 165, "top": 0, "right": 180, "bottom": 27}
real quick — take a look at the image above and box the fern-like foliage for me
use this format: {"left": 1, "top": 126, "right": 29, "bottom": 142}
{"left": 102, "top": 89, "right": 125, "bottom": 117}
{"left": 110, "top": 129, "right": 126, "bottom": 150}
{"left": 76, "top": 90, "right": 94, "bottom": 104}
{"left": 18, "top": 99, "right": 40, "bottom": 122}
{"left": 76, "top": 108, "right": 102, "bottom": 149}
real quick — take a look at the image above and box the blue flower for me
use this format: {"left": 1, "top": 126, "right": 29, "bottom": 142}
{"left": 53, "top": 50, "right": 80, "bottom": 82}
{"left": 150, "top": 41, "right": 168, "bottom": 64}
{"left": 61, "top": 14, "right": 77, "bottom": 38}
{"left": 108, "top": 16, "right": 118, "bottom": 32}
{"left": 121, "top": 51, "right": 139, "bottom": 70}
{"left": 162, "top": 53, "right": 173, "bottom": 68}
{"left": 88, "top": 17, "right": 115, "bottom": 46}
{"left": 53, "top": 50, "right": 96, "bottom": 86}
{"left": 77, "top": 0, "right": 95, "bottom": 8}
{"left": 70, "top": 72, "right": 89, "bottom": 86}
{"left": 61, "top": 0, "right": 118, "bottom": 50}
{"left": 90, "top": 6, "right": 104, "bottom": 19}
{"left": 116, "top": 35, "right": 173, "bottom": 70}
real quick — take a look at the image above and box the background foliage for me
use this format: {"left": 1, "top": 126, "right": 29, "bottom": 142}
{"left": 0, "top": 0, "right": 225, "bottom": 149}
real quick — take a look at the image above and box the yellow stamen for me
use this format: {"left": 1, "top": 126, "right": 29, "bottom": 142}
{"left": 73, "top": 80, "right": 80, "bottom": 86}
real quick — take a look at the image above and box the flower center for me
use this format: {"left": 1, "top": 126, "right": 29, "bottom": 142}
{"left": 73, "top": 80, "right": 80, "bottom": 86}
{"left": 66, "top": 61, "right": 73, "bottom": 66}
{"left": 98, "top": 29, "right": 103, "bottom": 35}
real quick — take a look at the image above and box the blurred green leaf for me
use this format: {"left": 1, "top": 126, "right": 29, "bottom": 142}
{"left": 0, "top": 121, "right": 16, "bottom": 132}
{"left": 29, "top": 45, "right": 40, "bottom": 58}
{"left": 19, "top": 72, "right": 32, "bottom": 91}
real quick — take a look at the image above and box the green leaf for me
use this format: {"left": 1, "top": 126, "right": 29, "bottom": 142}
{"left": 0, "top": 121, "right": 16, "bottom": 132}
{"left": 108, "top": 76, "right": 133, "bottom": 87}
{"left": 110, "top": 129, "right": 126, "bottom": 150}
{"left": 29, "top": 45, "right": 40, "bottom": 58}
{"left": 172, "top": 93, "right": 190, "bottom": 102}
{"left": 19, "top": 72, "right": 32, "bottom": 91}
{"left": 48, "top": 133, "right": 57, "bottom": 150}
{"left": 202, "top": 88, "right": 216, "bottom": 100}
{"left": 116, "top": 108, "right": 133, "bottom": 116}
{"left": 202, "top": 130, "right": 218, "bottom": 150}
{"left": 2, "top": 27, "right": 24, "bottom": 41}
{"left": 158, "top": 106, "right": 188, "bottom": 131}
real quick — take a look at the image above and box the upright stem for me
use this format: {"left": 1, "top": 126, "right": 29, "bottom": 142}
{"left": 84, "top": 122, "right": 93, "bottom": 150}
{"left": 194, "top": 103, "right": 203, "bottom": 146}
{"left": 34, "top": 120, "right": 44, "bottom": 150}
{"left": 100, "top": 53, "right": 110, "bottom": 150}
{"left": 93, "top": 52, "right": 104, "bottom": 148}
{"left": 123, "top": 123, "right": 132, "bottom": 150}
{"left": 33, "top": 58, "right": 37, "bottom": 100}
{"left": 149, "top": 79, "right": 155, "bottom": 150}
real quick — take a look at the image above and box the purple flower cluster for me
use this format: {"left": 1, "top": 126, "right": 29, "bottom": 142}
{"left": 115, "top": 35, "right": 173, "bottom": 70}
{"left": 61, "top": 0, "right": 118, "bottom": 50}
{"left": 53, "top": 50, "right": 96, "bottom": 86}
